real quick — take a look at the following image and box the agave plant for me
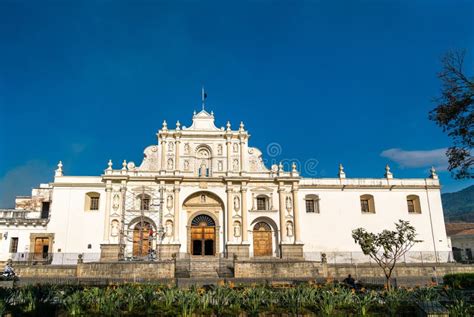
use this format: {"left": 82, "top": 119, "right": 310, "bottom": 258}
{"left": 412, "top": 287, "right": 440, "bottom": 302}
{"left": 355, "top": 291, "right": 379, "bottom": 316}
{"left": 208, "top": 285, "right": 238, "bottom": 315}
{"left": 447, "top": 299, "right": 473, "bottom": 317}
{"left": 383, "top": 288, "right": 410, "bottom": 316}
{"left": 177, "top": 290, "right": 200, "bottom": 317}
{"left": 63, "top": 292, "right": 83, "bottom": 316}
{"left": 7, "top": 286, "right": 37, "bottom": 313}
{"left": 241, "top": 286, "right": 271, "bottom": 316}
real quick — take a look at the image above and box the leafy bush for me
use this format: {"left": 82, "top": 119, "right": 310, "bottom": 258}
{"left": 444, "top": 273, "right": 474, "bottom": 289}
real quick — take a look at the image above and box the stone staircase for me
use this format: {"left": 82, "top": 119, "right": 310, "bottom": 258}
{"left": 175, "top": 256, "right": 234, "bottom": 279}
{"left": 190, "top": 257, "right": 220, "bottom": 278}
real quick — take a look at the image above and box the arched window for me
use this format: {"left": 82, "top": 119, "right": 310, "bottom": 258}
{"left": 407, "top": 195, "right": 422, "bottom": 213}
{"left": 256, "top": 195, "right": 269, "bottom": 211}
{"left": 360, "top": 194, "right": 375, "bottom": 213}
{"left": 85, "top": 192, "right": 100, "bottom": 211}
{"left": 137, "top": 194, "right": 151, "bottom": 211}
{"left": 305, "top": 194, "right": 320, "bottom": 213}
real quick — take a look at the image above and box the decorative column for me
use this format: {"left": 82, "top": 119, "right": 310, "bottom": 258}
{"left": 173, "top": 183, "right": 180, "bottom": 242}
{"left": 278, "top": 184, "right": 287, "bottom": 244}
{"left": 241, "top": 183, "right": 248, "bottom": 243}
{"left": 292, "top": 183, "right": 301, "bottom": 243}
{"left": 226, "top": 136, "right": 232, "bottom": 175}
{"left": 175, "top": 138, "right": 180, "bottom": 173}
{"left": 226, "top": 182, "right": 233, "bottom": 243}
{"left": 161, "top": 139, "right": 167, "bottom": 172}
{"left": 103, "top": 181, "right": 112, "bottom": 241}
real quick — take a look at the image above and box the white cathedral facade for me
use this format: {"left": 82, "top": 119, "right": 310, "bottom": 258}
{"left": 0, "top": 110, "right": 450, "bottom": 263}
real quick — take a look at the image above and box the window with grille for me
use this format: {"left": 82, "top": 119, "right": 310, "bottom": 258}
{"left": 90, "top": 197, "right": 99, "bottom": 210}
{"left": 257, "top": 197, "right": 267, "bottom": 211}
{"left": 305, "top": 195, "right": 320, "bottom": 213}
{"left": 407, "top": 195, "right": 421, "bottom": 213}
{"left": 10, "top": 237, "right": 18, "bottom": 253}
{"left": 141, "top": 198, "right": 150, "bottom": 210}
{"left": 360, "top": 199, "right": 370, "bottom": 213}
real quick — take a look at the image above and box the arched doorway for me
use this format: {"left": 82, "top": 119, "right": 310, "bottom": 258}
{"left": 191, "top": 215, "right": 216, "bottom": 256}
{"left": 253, "top": 222, "right": 272, "bottom": 256}
{"left": 133, "top": 221, "right": 153, "bottom": 257}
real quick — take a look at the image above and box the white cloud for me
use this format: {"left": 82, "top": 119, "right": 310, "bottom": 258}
{"left": 0, "top": 160, "right": 53, "bottom": 208}
{"left": 380, "top": 148, "right": 449, "bottom": 170}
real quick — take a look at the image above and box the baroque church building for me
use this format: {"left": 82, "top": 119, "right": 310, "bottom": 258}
{"left": 0, "top": 110, "right": 450, "bottom": 263}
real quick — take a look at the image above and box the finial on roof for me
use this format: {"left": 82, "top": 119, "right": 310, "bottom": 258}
{"left": 176, "top": 120, "right": 181, "bottom": 131}
{"left": 107, "top": 160, "right": 113, "bottom": 170}
{"left": 338, "top": 163, "right": 346, "bottom": 179}
{"left": 430, "top": 166, "right": 438, "bottom": 179}
{"left": 385, "top": 164, "right": 393, "bottom": 179}
{"left": 226, "top": 121, "right": 231, "bottom": 131}
{"left": 162, "top": 120, "right": 168, "bottom": 130}
{"left": 278, "top": 162, "right": 284, "bottom": 172}
{"left": 122, "top": 160, "right": 127, "bottom": 170}
{"left": 239, "top": 121, "right": 245, "bottom": 132}
{"left": 55, "top": 161, "right": 63, "bottom": 177}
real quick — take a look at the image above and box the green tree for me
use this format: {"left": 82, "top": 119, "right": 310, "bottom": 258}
{"left": 352, "top": 220, "right": 421, "bottom": 290}
{"left": 429, "top": 50, "right": 473, "bottom": 179}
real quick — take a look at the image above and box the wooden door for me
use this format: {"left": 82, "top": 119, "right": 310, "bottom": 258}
{"left": 253, "top": 223, "right": 272, "bottom": 256}
{"left": 133, "top": 223, "right": 150, "bottom": 256}
{"left": 34, "top": 238, "right": 49, "bottom": 259}
{"left": 191, "top": 226, "right": 215, "bottom": 256}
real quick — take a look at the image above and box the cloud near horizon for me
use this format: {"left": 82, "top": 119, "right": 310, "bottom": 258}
{"left": 0, "top": 160, "right": 53, "bottom": 208}
{"left": 380, "top": 148, "right": 449, "bottom": 170}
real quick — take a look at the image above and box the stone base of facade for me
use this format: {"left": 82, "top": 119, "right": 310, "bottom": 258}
{"left": 280, "top": 243, "right": 304, "bottom": 259}
{"left": 100, "top": 244, "right": 121, "bottom": 262}
{"left": 156, "top": 244, "right": 181, "bottom": 260}
{"left": 226, "top": 243, "right": 250, "bottom": 259}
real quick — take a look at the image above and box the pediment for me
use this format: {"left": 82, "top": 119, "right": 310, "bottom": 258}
{"left": 183, "top": 192, "right": 223, "bottom": 208}
{"left": 251, "top": 186, "right": 274, "bottom": 193}
{"left": 184, "top": 110, "right": 221, "bottom": 131}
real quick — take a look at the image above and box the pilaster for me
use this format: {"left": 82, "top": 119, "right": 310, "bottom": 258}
{"left": 103, "top": 181, "right": 112, "bottom": 242}
{"left": 226, "top": 182, "right": 233, "bottom": 243}
{"left": 173, "top": 182, "right": 180, "bottom": 243}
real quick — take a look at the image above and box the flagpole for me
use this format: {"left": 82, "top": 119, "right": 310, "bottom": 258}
{"left": 201, "top": 87, "right": 205, "bottom": 111}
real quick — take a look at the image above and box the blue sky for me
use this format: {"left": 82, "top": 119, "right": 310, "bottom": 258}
{"left": 0, "top": 1, "right": 473, "bottom": 207}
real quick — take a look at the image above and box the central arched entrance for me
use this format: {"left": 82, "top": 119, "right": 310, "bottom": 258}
{"left": 253, "top": 222, "right": 272, "bottom": 256}
{"left": 191, "top": 215, "right": 216, "bottom": 256}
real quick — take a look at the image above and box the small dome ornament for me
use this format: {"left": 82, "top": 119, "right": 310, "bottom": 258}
{"left": 55, "top": 161, "right": 63, "bottom": 177}
{"left": 430, "top": 166, "right": 438, "bottom": 180}
{"left": 338, "top": 163, "right": 346, "bottom": 179}
{"left": 385, "top": 164, "right": 393, "bottom": 179}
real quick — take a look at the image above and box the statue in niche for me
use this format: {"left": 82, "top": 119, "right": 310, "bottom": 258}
{"left": 218, "top": 160, "right": 223, "bottom": 171}
{"left": 112, "top": 193, "right": 120, "bottom": 211}
{"left": 217, "top": 144, "right": 223, "bottom": 155}
{"left": 168, "top": 142, "right": 174, "bottom": 152}
{"left": 233, "top": 143, "right": 238, "bottom": 153}
{"left": 110, "top": 220, "right": 120, "bottom": 243}
{"left": 200, "top": 194, "right": 206, "bottom": 203}
{"left": 234, "top": 196, "right": 240, "bottom": 213}
{"left": 167, "top": 158, "right": 174, "bottom": 170}
{"left": 184, "top": 160, "right": 189, "bottom": 170}
{"left": 165, "top": 220, "right": 173, "bottom": 237}
{"left": 286, "top": 221, "right": 294, "bottom": 237}
{"left": 199, "top": 161, "right": 208, "bottom": 177}
{"left": 233, "top": 159, "right": 239, "bottom": 172}
{"left": 286, "top": 196, "right": 292, "bottom": 213}
{"left": 184, "top": 143, "right": 190, "bottom": 154}
{"left": 233, "top": 222, "right": 241, "bottom": 238}
{"left": 166, "top": 195, "right": 173, "bottom": 210}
